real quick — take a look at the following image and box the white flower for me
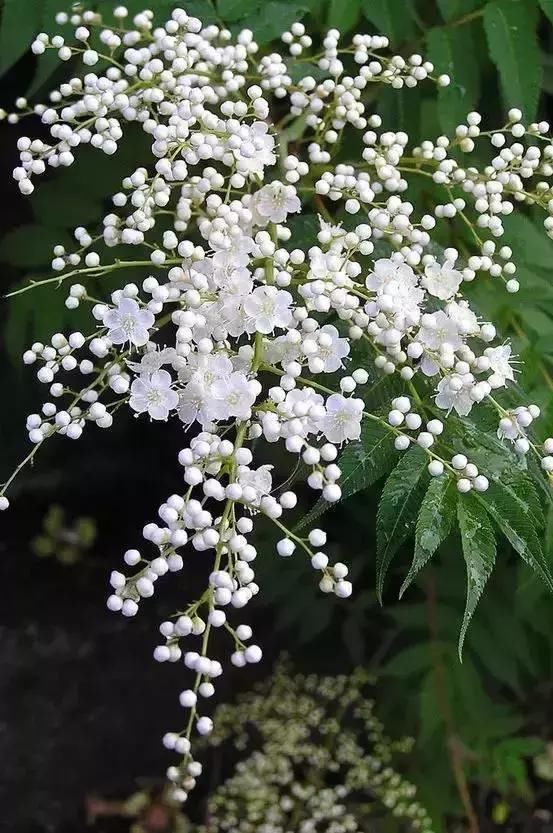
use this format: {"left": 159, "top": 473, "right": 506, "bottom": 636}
{"left": 229, "top": 122, "right": 276, "bottom": 176}
{"left": 366, "top": 258, "right": 417, "bottom": 292}
{"left": 418, "top": 311, "right": 463, "bottom": 352}
{"left": 212, "top": 234, "right": 254, "bottom": 271}
{"left": 484, "top": 345, "right": 515, "bottom": 386}
{"left": 178, "top": 380, "right": 210, "bottom": 426}
{"left": 251, "top": 182, "right": 301, "bottom": 224}
{"left": 237, "top": 464, "right": 273, "bottom": 504}
{"left": 446, "top": 300, "right": 479, "bottom": 336}
{"left": 207, "top": 372, "right": 261, "bottom": 421}
{"left": 316, "top": 394, "right": 364, "bottom": 444}
{"left": 366, "top": 258, "right": 423, "bottom": 328}
{"left": 497, "top": 414, "right": 520, "bottom": 442}
{"left": 263, "top": 335, "right": 301, "bottom": 367}
{"left": 127, "top": 347, "right": 178, "bottom": 376}
{"left": 185, "top": 353, "right": 233, "bottom": 387}
{"left": 310, "top": 324, "right": 350, "bottom": 373}
{"left": 280, "top": 388, "right": 325, "bottom": 437}
{"left": 103, "top": 297, "right": 155, "bottom": 346}
{"left": 244, "top": 287, "right": 294, "bottom": 334}
{"left": 435, "top": 374, "right": 474, "bottom": 416}
{"left": 422, "top": 260, "right": 463, "bottom": 300}
{"left": 129, "top": 370, "right": 179, "bottom": 420}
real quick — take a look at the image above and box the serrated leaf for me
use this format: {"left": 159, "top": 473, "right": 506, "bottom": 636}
{"left": 400, "top": 476, "right": 456, "bottom": 597}
{"left": 476, "top": 481, "right": 553, "bottom": 592}
{"left": 328, "top": 0, "right": 361, "bottom": 30}
{"left": 376, "top": 446, "right": 429, "bottom": 601}
{"left": 297, "top": 418, "right": 396, "bottom": 529}
{"left": 360, "top": 0, "right": 415, "bottom": 44}
{"left": 426, "top": 25, "right": 481, "bottom": 132}
{"left": 483, "top": 0, "right": 541, "bottom": 121}
{"left": 457, "top": 493, "right": 497, "bottom": 657}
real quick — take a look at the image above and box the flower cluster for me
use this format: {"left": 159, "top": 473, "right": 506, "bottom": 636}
{"left": 197, "top": 659, "right": 433, "bottom": 833}
{"left": 3, "top": 2, "right": 553, "bottom": 801}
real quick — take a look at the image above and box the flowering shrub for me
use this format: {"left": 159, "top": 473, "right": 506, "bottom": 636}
{"left": 2, "top": 1, "right": 553, "bottom": 805}
{"left": 199, "top": 660, "right": 433, "bottom": 832}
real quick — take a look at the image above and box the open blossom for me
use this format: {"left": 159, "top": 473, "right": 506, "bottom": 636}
{"left": 365, "top": 258, "right": 423, "bottom": 328}
{"left": 418, "top": 311, "right": 463, "bottom": 353}
{"left": 127, "top": 347, "right": 179, "bottom": 376}
{"left": 244, "top": 287, "right": 294, "bottom": 334}
{"left": 485, "top": 345, "right": 515, "bottom": 387}
{"left": 251, "top": 182, "right": 301, "bottom": 224}
{"left": 237, "top": 464, "right": 273, "bottom": 504}
{"left": 446, "top": 300, "right": 480, "bottom": 336}
{"left": 422, "top": 260, "right": 463, "bottom": 300}
{"left": 317, "top": 395, "right": 364, "bottom": 444}
{"left": 102, "top": 297, "right": 155, "bottom": 346}
{"left": 497, "top": 414, "right": 520, "bottom": 442}
{"left": 310, "top": 324, "right": 350, "bottom": 373}
{"left": 207, "top": 373, "right": 261, "bottom": 421}
{"left": 129, "top": 370, "right": 179, "bottom": 421}
{"left": 177, "top": 380, "right": 210, "bottom": 427}
{"left": 435, "top": 374, "right": 474, "bottom": 416}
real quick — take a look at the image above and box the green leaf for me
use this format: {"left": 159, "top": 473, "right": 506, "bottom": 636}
{"left": 32, "top": 181, "right": 103, "bottom": 228}
{"left": 241, "top": 2, "right": 309, "bottom": 44}
{"left": 376, "top": 446, "right": 429, "bottom": 601}
{"left": 400, "top": 476, "right": 456, "bottom": 597}
{"left": 336, "top": 419, "right": 396, "bottom": 500}
{"left": 218, "top": 0, "right": 260, "bottom": 22}
{"left": 383, "top": 643, "right": 432, "bottom": 677}
{"left": 297, "top": 418, "right": 396, "bottom": 529}
{"left": 287, "top": 214, "right": 320, "bottom": 250}
{"left": 483, "top": 0, "right": 542, "bottom": 121}
{"left": 0, "top": 225, "right": 70, "bottom": 269}
{"left": 501, "top": 213, "right": 553, "bottom": 270}
{"left": 5, "top": 280, "right": 88, "bottom": 365}
{"left": 538, "top": 0, "right": 553, "bottom": 23}
{"left": 457, "top": 493, "right": 497, "bottom": 657}
{"left": 426, "top": 24, "right": 481, "bottom": 132}
{"left": 361, "top": 0, "right": 416, "bottom": 43}
{"left": 0, "top": 0, "right": 42, "bottom": 74}
{"left": 436, "top": 0, "right": 484, "bottom": 20}
{"left": 476, "top": 481, "right": 553, "bottom": 592}
{"left": 328, "top": 0, "right": 361, "bottom": 30}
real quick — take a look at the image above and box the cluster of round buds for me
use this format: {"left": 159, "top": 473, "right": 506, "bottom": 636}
{"left": 281, "top": 21, "right": 312, "bottom": 56}
{"left": 498, "top": 404, "right": 541, "bottom": 454}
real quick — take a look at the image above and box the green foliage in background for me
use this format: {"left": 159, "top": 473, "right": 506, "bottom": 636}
{"left": 31, "top": 503, "right": 97, "bottom": 564}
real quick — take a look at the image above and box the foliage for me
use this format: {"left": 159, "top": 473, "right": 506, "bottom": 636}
{"left": 31, "top": 503, "right": 97, "bottom": 564}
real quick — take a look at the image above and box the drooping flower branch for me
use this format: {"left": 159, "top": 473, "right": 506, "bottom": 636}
{"left": 2, "top": 3, "right": 553, "bottom": 802}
